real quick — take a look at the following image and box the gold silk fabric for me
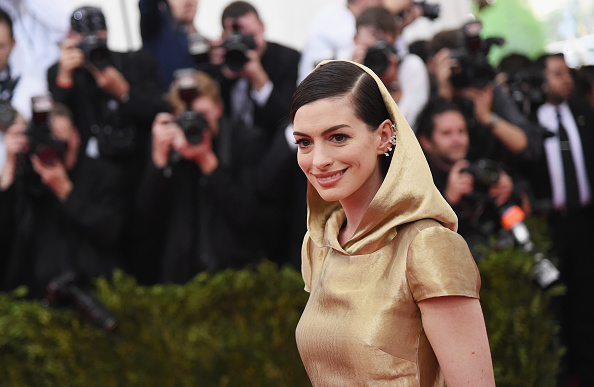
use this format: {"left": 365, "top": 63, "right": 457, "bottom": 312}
{"left": 295, "top": 61, "right": 481, "bottom": 386}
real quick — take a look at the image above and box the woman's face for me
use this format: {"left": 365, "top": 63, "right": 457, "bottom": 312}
{"left": 293, "top": 97, "right": 390, "bottom": 205}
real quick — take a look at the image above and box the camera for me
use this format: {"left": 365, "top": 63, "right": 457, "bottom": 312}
{"left": 71, "top": 7, "right": 111, "bottom": 70}
{"left": 25, "top": 95, "right": 67, "bottom": 166}
{"left": 43, "top": 271, "right": 117, "bottom": 332}
{"left": 364, "top": 40, "right": 399, "bottom": 78}
{"left": 461, "top": 158, "right": 501, "bottom": 187}
{"left": 462, "top": 159, "right": 560, "bottom": 288}
{"left": 506, "top": 68, "right": 545, "bottom": 118}
{"left": 221, "top": 21, "right": 256, "bottom": 72}
{"left": 450, "top": 21, "right": 504, "bottom": 89}
{"left": 78, "top": 34, "right": 111, "bottom": 70}
{"left": 415, "top": 1, "right": 440, "bottom": 20}
{"left": 173, "top": 68, "right": 208, "bottom": 145}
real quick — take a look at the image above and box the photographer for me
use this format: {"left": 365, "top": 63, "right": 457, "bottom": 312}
{"left": 527, "top": 53, "right": 594, "bottom": 386}
{"left": 135, "top": 70, "right": 271, "bottom": 284}
{"left": 0, "top": 7, "right": 46, "bottom": 169}
{"left": 139, "top": 0, "right": 212, "bottom": 87}
{"left": 428, "top": 24, "right": 543, "bottom": 166}
{"left": 351, "top": 5, "right": 429, "bottom": 128}
{"left": 0, "top": 101, "right": 127, "bottom": 298}
{"left": 209, "top": 1, "right": 299, "bottom": 139}
{"left": 417, "top": 99, "right": 516, "bottom": 259}
{"left": 47, "top": 6, "right": 168, "bottom": 177}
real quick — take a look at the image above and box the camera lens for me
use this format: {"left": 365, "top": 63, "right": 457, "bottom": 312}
{"left": 364, "top": 41, "right": 397, "bottom": 77}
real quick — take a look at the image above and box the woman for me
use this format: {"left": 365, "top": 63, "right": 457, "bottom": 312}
{"left": 292, "top": 60, "right": 495, "bottom": 386}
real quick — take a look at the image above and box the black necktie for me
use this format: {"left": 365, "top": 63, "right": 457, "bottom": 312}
{"left": 556, "top": 108, "right": 580, "bottom": 210}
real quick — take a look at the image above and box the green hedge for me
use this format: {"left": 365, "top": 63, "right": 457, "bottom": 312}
{"left": 0, "top": 221, "right": 564, "bottom": 386}
{"left": 0, "top": 262, "right": 310, "bottom": 387}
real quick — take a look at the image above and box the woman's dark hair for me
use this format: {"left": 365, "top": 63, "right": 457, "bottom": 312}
{"left": 291, "top": 61, "right": 392, "bottom": 174}
{"left": 291, "top": 61, "right": 390, "bottom": 129}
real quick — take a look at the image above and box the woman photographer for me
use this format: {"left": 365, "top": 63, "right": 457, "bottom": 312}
{"left": 292, "top": 60, "right": 495, "bottom": 386}
{"left": 133, "top": 70, "right": 270, "bottom": 284}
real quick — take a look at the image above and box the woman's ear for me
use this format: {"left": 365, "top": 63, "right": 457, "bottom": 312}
{"left": 376, "top": 119, "right": 395, "bottom": 156}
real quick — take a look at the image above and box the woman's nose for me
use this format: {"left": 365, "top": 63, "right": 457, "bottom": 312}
{"left": 312, "top": 144, "right": 332, "bottom": 169}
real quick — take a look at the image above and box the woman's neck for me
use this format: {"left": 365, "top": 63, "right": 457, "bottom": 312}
{"left": 338, "top": 170, "right": 383, "bottom": 246}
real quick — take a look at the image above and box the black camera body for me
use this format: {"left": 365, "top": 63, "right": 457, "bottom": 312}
{"left": 175, "top": 110, "right": 208, "bottom": 145}
{"left": 78, "top": 34, "right": 111, "bottom": 70}
{"left": 221, "top": 23, "right": 256, "bottom": 72}
{"left": 25, "top": 95, "right": 67, "bottom": 166}
{"left": 415, "top": 1, "right": 440, "bottom": 20}
{"left": 173, "top": 68, "right": 209, "bottom": 144}
{"left": 506, "top": 68, "right": 545, "bottom": 118}
{"left": 364, "top": 40, "right": 399, "bottom": 78}
{"left": 450, "top": 21, "right": 504, "bottom": 89}
{"left": 461, "top": 159, "right": 501, "bottom": 187}
{"left": 44, "top": 271, "right": 117, "bottom": 332}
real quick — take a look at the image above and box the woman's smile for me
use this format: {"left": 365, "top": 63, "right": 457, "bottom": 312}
{"left": 314, "top": 168, "right": 347, "bottom": 186}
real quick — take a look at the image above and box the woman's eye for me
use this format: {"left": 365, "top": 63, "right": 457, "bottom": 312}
{"left": 331, "top": 134, "right": 348, "bottom": 143}
{"left": 295, "top": 138, "right": 312, "bottom": 148}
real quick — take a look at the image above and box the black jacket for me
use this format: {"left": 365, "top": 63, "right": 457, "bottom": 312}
{"left": 135, "top": 117, "right": 272, "bottom": 284}
{"left": 218, "top": 42, "right": 300, "bottom": 137}
{"left": 47, "top": 49, "right": 169, "bottom": 161}
{"left": 527, "top": 100, "right": 594, "bottom": 211}
{"left": 0, "top": 156, "right": 127, "bottom": 298}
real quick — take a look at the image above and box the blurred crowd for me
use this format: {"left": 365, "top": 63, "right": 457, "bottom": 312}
{"left": 0, "top": 0, "right": 592, "bottom": 385}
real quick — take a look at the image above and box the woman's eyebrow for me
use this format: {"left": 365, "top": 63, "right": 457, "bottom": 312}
{"left": 293, "top": 124, "right": 350, "bottom": 138}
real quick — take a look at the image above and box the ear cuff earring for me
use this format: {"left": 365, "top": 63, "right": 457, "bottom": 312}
{"left": 384, "top": 125, "right": 397, "bottom": 157}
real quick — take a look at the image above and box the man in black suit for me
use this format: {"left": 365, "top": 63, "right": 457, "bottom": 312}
{"left": 210, "top": 1, "right": 304, "bottom": 269}
{"left": 210, "top": 1, "right": 300, "bottom": 138}
{"left": 531, "top": 53, "right": 594, "bottom": 387}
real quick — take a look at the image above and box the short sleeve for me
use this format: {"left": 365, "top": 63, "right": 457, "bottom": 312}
{"left": 407, "top": 226, "right": 480, "bottom": 302}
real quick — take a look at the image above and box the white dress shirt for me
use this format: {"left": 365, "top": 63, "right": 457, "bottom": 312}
{"left": 537, "top": 101, "right": 591, "bottom": 210}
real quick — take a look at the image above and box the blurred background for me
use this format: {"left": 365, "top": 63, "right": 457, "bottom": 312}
{"left": 70, "top": 0, "right": 593, "bottom": 67}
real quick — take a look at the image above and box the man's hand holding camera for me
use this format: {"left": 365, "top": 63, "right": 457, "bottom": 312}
{"left": 445, "top": 158, "right": 513, "bottom": 207}
{"left": 57, "top": 36, "right": 130, "bottom": 101}
{"left": 210, "top": 37, "right": 270, "bottom": 93}
{"left": 487, "top": 169, "right": 513, "bottom": 207}
{"left": 1, "top": 123, "right": 73, "bottom": 200}
{"left": 56, "top": 37, "right": 85, "bottom": 89}
{"left": 30, "top": 153, "right": 73, "bottom": 201}
{"left": 0, "top": 123, "right": 27, "bottom": 190}
{"left": 459, "top": 84, "right": 494, "bottom": 127}
{"left": 445, "top": 160, "right": 474, "bottom": 206}
{"left": 152, "top": 112, "right": 218, "bottom": 175}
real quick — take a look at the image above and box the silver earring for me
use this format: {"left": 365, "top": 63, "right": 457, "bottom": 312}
{"left": 384, "top": 124, "right": 396, "bottom": 157}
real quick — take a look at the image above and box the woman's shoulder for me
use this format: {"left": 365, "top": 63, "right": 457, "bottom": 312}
{"left": 396, "top": 218, "right": 451, "bottom": 242}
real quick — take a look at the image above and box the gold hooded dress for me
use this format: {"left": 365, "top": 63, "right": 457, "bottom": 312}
{"left": 294, "top": 61, "right": 481, "bottom": 386}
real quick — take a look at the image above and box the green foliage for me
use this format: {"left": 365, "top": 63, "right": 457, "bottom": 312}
{"left": 0, "top": 261, "right": 310, "bottom": 387}
{"left": 0, "top": 225, "right": 564, "bottom": 386}
{"left": 474, "top": 0, "right": 547, "bottom": 65}
{"left": 479, "top": 216, "right": 565, "bottom": 387}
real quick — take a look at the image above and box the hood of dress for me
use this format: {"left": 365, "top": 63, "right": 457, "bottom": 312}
{"left": 305, "top": 60, "right": 457, "bottom": 256}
